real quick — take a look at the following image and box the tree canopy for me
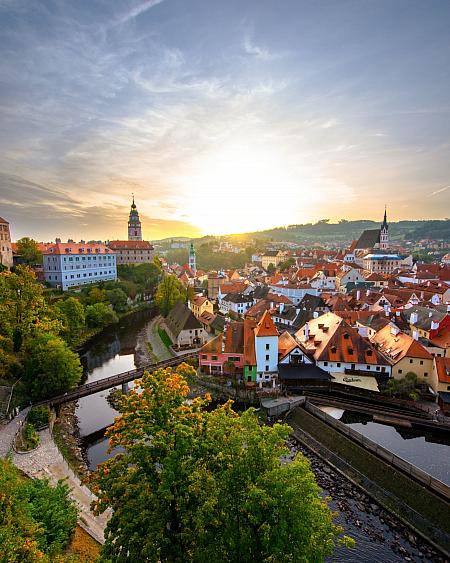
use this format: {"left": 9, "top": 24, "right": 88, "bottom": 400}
{"left": 16, "top": 237, "right": 42, "bottom": 265}
{"left": 23, "top": 332, "right": 83, "bottom": 399}
{"left": 0, "top": 458, "right": 77, "bottom": 562}
{"left": 89, "top": 364, "right": 351, "bottom": 562}
{"left": 155, "top": 274, "right": 186, "bottom": 316}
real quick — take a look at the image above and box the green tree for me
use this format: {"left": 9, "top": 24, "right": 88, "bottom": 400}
{"left": 85, "top": 286, "right": 108, "bottom": 305}
{"left": 24, "top": 478, "right": 77, "bottom": 554}
{"left": 155, "top": 274, "right": 186, "bottom": 316}
{"left": 56, "top": 296, "right": 85, "bottom": 343}
{"left": 266, "top": 263, "right": 276, "bottom": 274}
{"left": 16, "top": 237, "right": 42, "bottom": 265}
{"left": 23, "top": 332, "right": 82, "bottom": 399}
{"left": 106, "top": 287, "right": 128, "bottom": 312}
{"left": 384, "top": 372, "right": 420, "bottom": 400}
{"left": 278, "top": 257, "right": 295, "bottom": 272}
{"left": 85, "top": 302, "right": 119, "bottom": 328}
{"left": 0, "top": 458, "right": 77, "bottom": 561}
{"left": 89, "top": 365, "right": 351, "bottom": 562}
{"left": 0, "top": 266, "right": 58, "bottom": 351}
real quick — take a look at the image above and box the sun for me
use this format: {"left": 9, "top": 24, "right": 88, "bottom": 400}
{"left": 181, "top": 140, "right": 310, "bottom": 235}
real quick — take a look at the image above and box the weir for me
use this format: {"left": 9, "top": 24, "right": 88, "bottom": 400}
{"left": 287, "top": 403, "right": 450, "bottom": 557}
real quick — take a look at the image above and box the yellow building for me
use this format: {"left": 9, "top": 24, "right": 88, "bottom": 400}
{"left": 261, "top": 250, "right": 287, "bottom": 270}
{"left": 370, "top": 325, "right": 433, "bottom": 381}
{"left": 190, "top": 295, "right": 214, "bottom": 319}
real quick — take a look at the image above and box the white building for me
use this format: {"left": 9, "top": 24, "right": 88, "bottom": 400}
{"left": 43, "top": 242, "right": 117, "bottom": 291}
{"left": 254, "top": 311, "right": 279, "bottom": 382}
{"left": 268, "top": 281, "right": 319, "bottom": 305}
{"left": 0, "top": 216, "right": 13, "bottom": 269}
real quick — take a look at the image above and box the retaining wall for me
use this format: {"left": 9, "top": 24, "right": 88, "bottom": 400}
{"left": 305, "top": 401, "right": 450, "bottom": 501}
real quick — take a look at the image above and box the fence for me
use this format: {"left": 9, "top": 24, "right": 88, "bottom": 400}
{"left": 305, "top": 400, "right": 450, "bottom": 502}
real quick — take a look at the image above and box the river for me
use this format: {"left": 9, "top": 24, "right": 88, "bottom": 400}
{"left": 76, "top": 314, "right": 446, "bottom": 562}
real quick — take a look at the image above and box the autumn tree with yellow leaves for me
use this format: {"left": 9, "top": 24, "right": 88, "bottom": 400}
{"left": 89, "top": 364, "right": 353, "bottom": 562}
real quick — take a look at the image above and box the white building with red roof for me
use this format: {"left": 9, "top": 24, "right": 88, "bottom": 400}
{"left": 43, "top": 242, "right": 117, "bottom": 290}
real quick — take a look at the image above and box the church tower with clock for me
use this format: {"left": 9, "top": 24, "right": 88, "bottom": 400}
{"left": 128, "top": 196, "right": 142, "bottom": 241}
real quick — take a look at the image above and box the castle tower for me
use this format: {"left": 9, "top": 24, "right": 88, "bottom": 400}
{"left": 380, "top": 206, "right": 389, "bottom": 251}
{"left": 189, "top": 242, "right": 196, "bottom": 274}
{"left": 128, "top": 196, "right": 142, "bottom": 241}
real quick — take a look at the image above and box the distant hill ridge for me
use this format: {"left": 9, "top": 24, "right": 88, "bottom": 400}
{"left": 153, "top": 219, "right": 450, "bottom": 244}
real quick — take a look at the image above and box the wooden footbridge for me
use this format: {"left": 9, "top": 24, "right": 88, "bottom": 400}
{"left": 34, "top": 352, "right": 197, "bottom": 407}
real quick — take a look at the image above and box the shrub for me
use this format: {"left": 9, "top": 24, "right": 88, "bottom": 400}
{"left": 28, "top": 406, "right": 51, "bottom": 428}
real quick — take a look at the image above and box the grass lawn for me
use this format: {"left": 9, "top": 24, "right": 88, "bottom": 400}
{"left": 158, "top": 327, "right": 173, "bottom": 350}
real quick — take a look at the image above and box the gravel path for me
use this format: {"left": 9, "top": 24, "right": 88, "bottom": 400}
{"left": 0, "top": 407, "right": 29, "bottom": 458}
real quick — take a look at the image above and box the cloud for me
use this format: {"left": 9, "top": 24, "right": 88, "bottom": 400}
{"left": 243, "top": 36, "right": 286, "bottom": 61}
{"left": 113, "top": 0, "right": 166, "bottom": 26}
{"left": 430, "top": 185, "right": 449, "bottom": 197}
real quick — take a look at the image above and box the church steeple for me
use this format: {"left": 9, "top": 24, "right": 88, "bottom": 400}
{"left": 189, "top": 242, "right": 196, "bottom": 274}
{"left": 128, "top": 194, "right": 142, "bottom": 241}
{"left": 380, "top": 205, "right": 389, "bottom": 251}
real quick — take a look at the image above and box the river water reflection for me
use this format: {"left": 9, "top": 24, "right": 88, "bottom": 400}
{"left": 77, "top": 310, "right": 152, "bottom": 469}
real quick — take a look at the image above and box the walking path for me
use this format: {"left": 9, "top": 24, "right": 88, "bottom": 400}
{"left": 1, "top": 412, "right": 109, "bottom": 545}
{"left": 0, "top": 407, "right": 29, "bottom": 457}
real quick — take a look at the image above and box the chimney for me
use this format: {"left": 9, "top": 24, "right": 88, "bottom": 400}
{"left": 410, "top": 312, "right": 418, "bottom": 324}
{"left": 366, "top": 289, "right": 370, "bottom": 296}
{"left": 431, "top": 320, "right": 439, "bottom": 331}
{"left": 356, "top": 289, "right": 361, "bottom": 301}
{"left": 412, "top": 330, "right": 419, "bottom": 341}
{"left": 279, "top": 302, "right": 284, "bottom": 313}
{"left": 304, "top": 322, "right": 309, "bottom": 342}
{"left": 396, "top": 310, "right": 400, "bottom": 316}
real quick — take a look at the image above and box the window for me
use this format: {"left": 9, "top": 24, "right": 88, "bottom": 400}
{"left": 323, "top": 361, "right": 328, "bottom": 366}
{"left": 398, "top": 369, "right": 403, "bottom": 374}
{"left": 420, "top": 360, "right": 423, "bottom": 365}
{"left": 265, "top": 354, "right": 270, "bottom": 361}
{"left": 410, "top": 359, "right": 413, "bottom": 364}
{"left": 211, "top": 356, "right": 218, "bottom": 361}
{"left": 265, "top": 343, "right": 270, "bottom": 350}
{"left": 366, "top": 365, "right": 370, "bottom": 370}
{"left": 265, "top": 365, "right": 269, "bottom": 371}
{"left": 336, "top": 362, "right": 341, "bottom": 367}
{"left": 424, "top": 372, "right": 428, "bottom": 377}
{"left": 201, "top": 355, "right": 207, "bottom": 359}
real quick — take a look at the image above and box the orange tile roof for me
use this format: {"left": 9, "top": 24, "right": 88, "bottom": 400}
{"left": 435, "top": 356, "right": 450, "bottom": 384}
{"left": 108, "top": 240, "right": 153, "bottom": 250}
{"left": 244, "top": 318, "right": 257, "bottom": 365}
{"left": 278, "top": 331, "right": 299, "bottom": 358}
{"left": 43, "top": 242, "right": 112, "bottom": 255}
{"left": 254, "top": 310, "right": 279, "bottom": 337}
{"left": 370, "top": 325, "right": 433, "bottom": 362}
{"left": 294, "top": 312, "right": 388, "bottom": 365}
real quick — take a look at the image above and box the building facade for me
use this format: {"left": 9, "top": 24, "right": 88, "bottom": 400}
{"left": 108, "top": 240, "right": 154, "bottom": 264}
{"left": 43, "top": 243, "right": 117, "bottom": 290}
{"left": 0, "top": 216, "right": 13, "bottom": 269}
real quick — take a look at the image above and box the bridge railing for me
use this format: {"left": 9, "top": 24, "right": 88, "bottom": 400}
{"left": 35, "top": 352, "right": 197, "bottom": 407}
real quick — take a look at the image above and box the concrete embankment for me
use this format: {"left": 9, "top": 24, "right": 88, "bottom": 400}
{"left": 287, "top": 406, "right": 450, "bottom": 557}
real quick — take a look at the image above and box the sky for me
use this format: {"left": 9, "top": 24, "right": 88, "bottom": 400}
{"left": 0, "top": 0, "right": 450, "bottom": 242}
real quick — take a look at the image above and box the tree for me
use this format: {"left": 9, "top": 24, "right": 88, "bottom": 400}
{"left": 24, "top": 478, "right": 77, "bottom": 554}
{"left": 384, "top": 372, "right": 419, "bottom": 400}
{"left": 55, "top": 297, "right": 85, "bottom": 343}
{"left": 85, "top": 302, "right": 119, "bottom": 328}
{"left": 0, "top": 266, "right": 58, "bottom": 351}
{"left": 278, "top": 257, "right": 295, "bottom": 272}
{"left": 106, "top": 287, "right": 128, "bottom": 313}
{"left": 266, "top": 263, "right": 276, "bottom": 274}
{"left": 89, "top": 365, "right": 352, "bottom": 562}
{"left": 85, "top": 287, "right": 108, "bottom": 305}
{"left": 16, "top": 237, "right": 42, "bottom": 265}
{"left": 155, "top": 275, "right": 186, "bottom": 316}
{"left": 23, "top": 332, "right": 82, "bottom": 399}
{"left": 0, "top": 458, "right": 77, "bottom": 561}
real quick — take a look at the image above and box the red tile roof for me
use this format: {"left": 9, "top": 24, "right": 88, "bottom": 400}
{"left": 254, "top": 310, "right": 279, "bottom": 337}
{"left": 43, "top": 243, "right": 112, "bottom": 255}
{"left": 435, "top": 356, "right": 450, "bottom": 384}
{"left": 108, "top": 240, "right": 154, "bottom": 250}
